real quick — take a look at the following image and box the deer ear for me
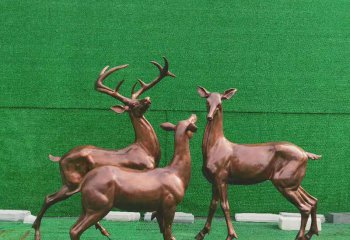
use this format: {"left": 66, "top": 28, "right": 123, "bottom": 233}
{"left": 221, "top": 88, "right": 237, "bottom": 100}
{"left": 111, "top": 105, "right": 128, "bottom": 114}
{"left": 160, "top": 122, "right": 176, "bottom": 131}
{"left": 197, "top": 86, "right": 210, "bottom": 98}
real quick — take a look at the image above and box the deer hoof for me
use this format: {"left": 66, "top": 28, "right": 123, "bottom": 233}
{"left": 34, "top": 231, "right": 41, "bottom": 240}
{"left": 101, "top": 228, "right": 110, "bottom": 237}
{"left": 195, "top": 231, "right": 205, "bottom": 240}
{"left": 227, "top": 232, "right": 238, "bottom": 240}
{"left": 305, "top": 230, "right": 319, "bottom": 239}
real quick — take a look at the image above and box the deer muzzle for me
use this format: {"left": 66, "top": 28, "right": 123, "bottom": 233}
{"left": 207, "top": 107, "right": 217, "bottom": 121}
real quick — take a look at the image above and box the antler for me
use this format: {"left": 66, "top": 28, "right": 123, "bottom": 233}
{"left": 131, "top": 57, "right": 176, "bottom": 99}
{"left": 96, "top": 64, "right": 132, "bottom": 105}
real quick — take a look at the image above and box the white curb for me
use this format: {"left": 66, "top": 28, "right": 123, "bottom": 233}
{"left": 103, "top": 211, "right": 140, "bottom": 221}
{"left": 278, "top": 215, "right": 322, "bottom": 231}
{"left": 0, "top": 210, "right": 31, "bottom": 222}
{"left": 326, "top": 212, "right": 350, "bottom": 223}
{"left": 144, "top": 212, "right": 194, "bottom": 223}
{"left": 280, "top": 212, "right": 325, "bottom": 223}
{"left": 23, "top": 214, "right": 37, "bottom": 224}
{"left": 235, "top": 213, "right": 280, "bottom": 223}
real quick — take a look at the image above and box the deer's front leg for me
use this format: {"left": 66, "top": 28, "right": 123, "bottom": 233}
{"left": 218, "top": 182, "right": 238, "bottom": 240}
{"left": 195, "top": 185, "right": 219, "bottom": 240}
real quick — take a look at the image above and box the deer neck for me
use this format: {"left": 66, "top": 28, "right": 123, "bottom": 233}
{"left": 170, "top": 132, "right": 191, "bottom": 188}
{"left": 129, "top": 113, "right": 160, "bottom": 164}
{"left": 203, "top": 108, "right": 225, "bottom": 158}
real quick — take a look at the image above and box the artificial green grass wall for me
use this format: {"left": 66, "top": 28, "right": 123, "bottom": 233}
{"left": 1, "top": 0, "right": 349, "bottom": 217}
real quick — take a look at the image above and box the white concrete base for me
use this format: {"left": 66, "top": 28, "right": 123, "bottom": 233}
{"left": 103, "top": 211, "right": 140, "bottom": 221}
{"left": 235, "top": 213, "right": 279, "bottom": 223}
{"left": 0, "top": 210, "right": 31, "bottom": 222}
{"left": 144, "top": 212, "right": 194, "bottom": 223}
{"left": 144, "top": 212, "right": 157, "bottom": 222}
{"left": 280, "top": 212, "right": 326, "bottom": 223}
{"left": 278, "top": 215, "right": 322, "bottom": 231}
{"left": 23, "top": 214, "right": 37, "bottom": 224}
{"left": 326, "top": 212, "right": 350, "bottom": 223}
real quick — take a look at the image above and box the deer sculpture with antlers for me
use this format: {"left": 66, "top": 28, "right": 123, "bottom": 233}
{"left": 68, "top": 114, "right": 197, "bottom": 240}
{"left": 32, "top": 57, "right": 175, "bottom": 240}
{"left": 195, "top": 86, "right": 321, "bottom": 240}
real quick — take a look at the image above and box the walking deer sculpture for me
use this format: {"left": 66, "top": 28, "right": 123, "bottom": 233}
{"left": 195, "top": 86, "right": 321, "bottom": 240}
{"left": 32, "top": 57, "right": 175, "bottom": 240}
{"left": 68, "top": 114, "right": 197, "bottom": 240}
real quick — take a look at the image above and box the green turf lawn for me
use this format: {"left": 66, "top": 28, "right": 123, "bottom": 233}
{"left": 0, "top": 218, "right": 349, "bottom": 240}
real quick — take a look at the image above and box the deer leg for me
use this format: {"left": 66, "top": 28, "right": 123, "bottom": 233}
{"left": 275, "top": 186, "right": 312, "bottom": 240}
{"left": 299, "top": 187, "right": 319, "bottom": 239}
{"left": 70, "top": 211, "right": 107, "bottom": 240}
{"left": 218, "top": 182, "right": 238, "bottom": 240}
{"left": 32, "top": 185, "right": 76, "bottom": 240}
{"left": 95, "top": 221, "right": 111, "bottom": 238}
{"left": 154, "top": 211, "right": 165, "bottom": 234}
{"left": 195, "top": 185, "right": 219, "bottom": 240}
{"left": 162, "top": 206, "right": 176, "bottom": 240}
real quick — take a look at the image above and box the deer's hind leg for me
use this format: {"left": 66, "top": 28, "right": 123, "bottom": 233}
{"left": 149, "top": 211, "right": 164, "bottom": 233}
{"left": 299, "top": 187, "right": 319, "bottom": 239}
{"left": 156, "top": 212, "right": 165, "bottom": 234}
{"left": 162, "top": 206, "right": 176, "bottom": 240}
{"left": 70, "top": 210, "right": 110, "bottom": 240}
{"left": 95, "top": 221, "right": 110, "bottom": 238}
{"left": 72, "top": 190, "right": 114, "bottom": 240}
{"left": 273, "top": 181, "right": 312, "bottom": 240}
{"left": 32, "top": 185, "right": 78, "bottom": 240}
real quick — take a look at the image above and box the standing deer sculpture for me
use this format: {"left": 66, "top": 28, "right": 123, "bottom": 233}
{"left": 68, "top": 114, "right": 197, "bottom": 240}
{"left": 195, "top": 86, "right": 321, "bottom": 240}
{"left": 32, "top": 57, "right": 175, "bottom": 240}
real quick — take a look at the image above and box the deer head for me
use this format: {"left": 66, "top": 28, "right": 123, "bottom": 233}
{"left": 197, "top": 86, "right": 237, "bottom": 121}
{"left": 160, "top": 114, "right": 197, "bottom": 139}
{"left": 96, "top": 57, "right": 175, "bottom": 117}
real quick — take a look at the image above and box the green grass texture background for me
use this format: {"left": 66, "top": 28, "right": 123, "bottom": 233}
{"left": 1, "top": 219, "right": 350, "bottom": 240}
{"left": 0, "top": 1, "right": 349, "bottom": 217}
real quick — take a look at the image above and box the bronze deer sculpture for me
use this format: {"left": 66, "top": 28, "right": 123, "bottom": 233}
{"left": 68, "top": 114, "right": 197, "bottom": 240}
{"left": 32, "top": 57, "right": 175, "bottom": 240}
{"left": 195, "top": 87, "right": 321, "bottom": 240}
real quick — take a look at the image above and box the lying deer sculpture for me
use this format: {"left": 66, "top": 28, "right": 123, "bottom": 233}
{"left": 32, "top": 57, "right": 175, "bottom": 240}
{"left": 195, "top": 87, "right": 321, "bottom": 240}
{"left": 68, "top": 114, "right": 197, "bottom": 240}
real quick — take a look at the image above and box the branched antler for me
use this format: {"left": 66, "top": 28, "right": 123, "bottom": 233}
{"left": 95, "top": 64, "right": 132, "bottom": 105}
{"left": 131, "top": 57, "right": 176, "bottom": 99}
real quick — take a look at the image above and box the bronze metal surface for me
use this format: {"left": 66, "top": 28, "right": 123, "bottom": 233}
{"left": 32, "top": 58, "right": 175, "bottom": 240}
{"left": 68, "top": 114, "right": 197, "bottom": 240}
{"left": 195, "top": 86, "right": 321, "bottom": 240}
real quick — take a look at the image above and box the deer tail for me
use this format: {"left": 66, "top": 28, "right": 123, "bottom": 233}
{"left": 306, "top": 152, "right": 322, "bottom": 160}
{"left": 49, "top": 154, "right": 61, "bottom": 162}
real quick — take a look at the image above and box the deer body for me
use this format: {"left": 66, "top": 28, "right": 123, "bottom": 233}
{"left": 202, "top": 110, "right": 308, "bottom": 186}
{"left": 80, "top": 166, "right": 186, "bottom": 213}
{"left": 58, "top": 113, "right": 160, "bottom": 188}
{"left": 196, "top": 87, "right": 321, "bottom": 240}
{"left": 69, "top": 115, "right": 197, "bottom": 240}
{"left": 33, "top": 58, "right": 174, "bottom": 240}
